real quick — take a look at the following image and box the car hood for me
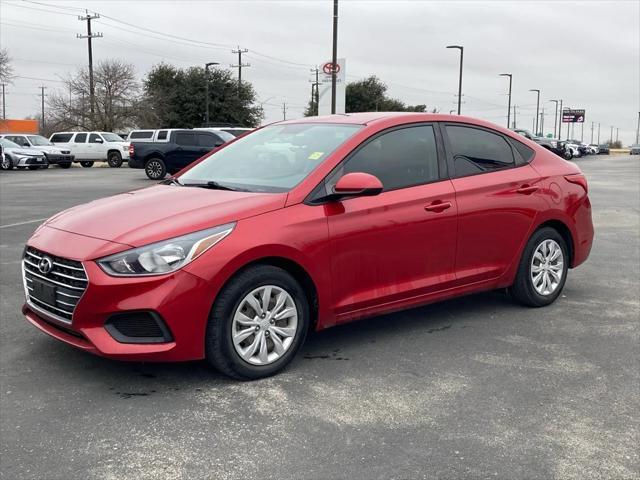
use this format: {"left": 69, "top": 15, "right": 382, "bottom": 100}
{"left": 5, "top": 147, "right": 43, "bottom": 156}
{"left": 31, "top": 145, "right": 62, "bottom": 153}
{"left": 45, "top": 185, "right": 287, "bottom": 248}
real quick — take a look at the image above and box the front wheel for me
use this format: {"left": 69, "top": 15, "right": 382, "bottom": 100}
{"left": 511, "top": 227, "right": 569, "bottom": 307}
{"left": 144, "top": 158, "right": 167, "bottom": 180}
{"left": 80, "top": 161, "right": 94, "bottom": 168}
{"left": 563, "top": 149, "right": 573, "bottom": 160}
{"left": 205, "top": 265, "right": 310, "bottom": 380}
{"left": 27, "top": 166, "right": 40, "bottom": 170}
{"left": 0, "top": 156, "right": 13, "bottom": 170}
{"left": 107, "top": 151, "right": 123, "bottom": 168}
{"left": 58, "top": 162, "right": 72, "bottom": 169}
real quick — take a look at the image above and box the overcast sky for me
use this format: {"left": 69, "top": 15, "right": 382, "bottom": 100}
{"left": 1, "top": 0, "right": 638, "bottom": 143}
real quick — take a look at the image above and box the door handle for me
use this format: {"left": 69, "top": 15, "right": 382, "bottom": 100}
{"left": 516, "top": 185, "right": 539, "bottom": 195}
{"left": 424, "top": 201, "right": 452, "bottom": 213}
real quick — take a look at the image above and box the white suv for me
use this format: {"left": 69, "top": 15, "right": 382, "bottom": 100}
{"left": 49, "top": 131, "right": 130, "bottom": 168}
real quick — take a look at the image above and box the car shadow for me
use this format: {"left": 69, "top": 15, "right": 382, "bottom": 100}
{"left": 38, "top": 290, "right": 514, "bottom": 393}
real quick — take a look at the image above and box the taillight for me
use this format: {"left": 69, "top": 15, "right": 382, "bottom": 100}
{"left": 128, "top": 144, "right": 134, "bottom": 156}
{"left": 564, "top": 173, "right": 588, "bottom": 193}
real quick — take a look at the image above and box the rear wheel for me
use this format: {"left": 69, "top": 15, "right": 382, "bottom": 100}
{"left": 107, "top": 151, "right": 123, "bottom": 168}
{"left": 563, "top": 149, "right": 573, "bottom": 160}
{"left": 0, "top": 155, "right": 13, "bottom": 170}
{"left": 205, "top": 265, "right": 309, "bottom": 380}
{"left": 511, "top": 227, "right": 569, "bottom": 307}
{"left": 80, "top": 161, "right": 94, "bottom": 168}
{"left": 27, "top": 166, "right": 39, "bottom": 170}
{"left": 41, "top": 164, "right": 49, "bottom": 169}
{"left": 58, "top": 162, "right": 72, "bottom": 169}
{"left": 145, "top": 158, "right": 166, "bottom": 180}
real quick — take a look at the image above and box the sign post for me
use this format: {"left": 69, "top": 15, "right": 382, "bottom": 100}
{"left": 318, "top": 58, "right": 346, "bottom": 115}
{"left": 562, "top": 109, "right": 585, "bottom": 124}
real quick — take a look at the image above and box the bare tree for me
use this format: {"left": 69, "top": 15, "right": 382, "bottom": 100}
{"left": 47, "top": 59, "right": 139, "bottom": 132}
{"left": 0, "top": 48, "right": 14, "bottom": 84}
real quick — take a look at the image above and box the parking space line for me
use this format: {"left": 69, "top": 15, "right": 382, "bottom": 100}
{"left": 0, "top": 218, "right": 48, "bottom": 229}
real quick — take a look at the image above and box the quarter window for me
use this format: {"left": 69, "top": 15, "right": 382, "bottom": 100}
{"left": 74, "top": 133, "right": 87, "bottom": 143}
{"left": 156, "top": 130, "right": 168, "bottom": 140}
{"left": 328, "top": 125, "right": 440, "bottom": 192}
{"left": 445, "top": 126, "right": 515, "bottom": 177}
{"left": 50, "top": 133, "right": 73, "bottom": 143}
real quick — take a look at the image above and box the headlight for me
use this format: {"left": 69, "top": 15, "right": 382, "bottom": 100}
{"left": 98, "top": 223, "right": 235, "bottom": 276}
{"left": 551, "top": 141, "right": 557, "bottom": 148}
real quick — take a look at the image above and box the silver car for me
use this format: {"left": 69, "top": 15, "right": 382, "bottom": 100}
{"left": 0, "top": 138, "right": 48, "bottom": 170}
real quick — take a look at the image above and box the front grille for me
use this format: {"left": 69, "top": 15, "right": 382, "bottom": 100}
{"left": 22, "top": 247, "right": 88, "bottom": 324}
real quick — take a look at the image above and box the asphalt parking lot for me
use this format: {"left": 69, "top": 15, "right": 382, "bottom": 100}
{"left": 0, "top": 157, "right": 638, "bottom": 480}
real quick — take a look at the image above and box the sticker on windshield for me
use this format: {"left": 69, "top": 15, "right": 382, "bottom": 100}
{"left": 308, "top": 151, "right": 324, "bottom": 160}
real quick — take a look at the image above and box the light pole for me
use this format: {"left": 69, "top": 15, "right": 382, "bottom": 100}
{"left": 205, "top": 62, "right": 219, "bottom": 125}
{"left": 500, "top": 73, "right": 512, "bottom": 129}
{"left": 330, "top": 0, "right": 338, "bottom": 114}
{"left": 636, "top": 112, "right": 640, "bottom": 144}
{"left": 447, "top": 45, "right": 464, "bottom": 115}
{"left": 558, "top": 100, "right": 563, "bottom": 139}
{"left": 610, "top": 126, "right": 614, "bottom": 144}
{"left": 529, "top": 89, "right": 540, "bottom": 135}
{"left": 550, "top": 100, "right": 559, "bottom": 139}
{"left": 597, "top": 123, "right": 600, "bottom": 144}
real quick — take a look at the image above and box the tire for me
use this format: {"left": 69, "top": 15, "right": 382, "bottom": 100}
{"left": 107, "top": 151, "right": 123, "bottom": 168}
{"left": 0, "top": 155, "right": 12, "bottom": 170}
{"left": 28, "top": 166, "right": 39, "bottom": 170}
{"left": 205, "top": 265, "right": 310, "bottom": 380}
{"left": 41, "top": 164, "right": 49, "bottom": 169}
{"left": 59, "top": 162, "right": 72, "bottom": 169}
{"left": 511, "top": 227, "right": 569, "bottom": 307}
{"left": 144, "top": 157, "right": 167, "bottom": 180}
{"left": 80, "top": 161, "right": 94, "bottom": 168}
{"left": 563, "top": 150, "right": 573, "bottom": 160}
{"left": 17, "top": 166, "right": 26, "bottom": 170}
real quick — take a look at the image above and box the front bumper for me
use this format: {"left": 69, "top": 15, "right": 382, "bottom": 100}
{"left": 15, "top": 156, "right": 47, "bottom": 167}
{"left": 46, "top": 153, "right": 75, "bottom": 164}
{"left": 22, "top": 231, "right": 214, "bottom": 362}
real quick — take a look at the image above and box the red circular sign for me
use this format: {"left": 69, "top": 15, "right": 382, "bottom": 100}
{"left": 322, "top": 62, "right": 340, "bottom": 75}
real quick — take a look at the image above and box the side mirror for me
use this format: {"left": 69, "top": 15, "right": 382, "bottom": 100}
{"left": 333, "top": 172, "right": 383, "bottom": 198}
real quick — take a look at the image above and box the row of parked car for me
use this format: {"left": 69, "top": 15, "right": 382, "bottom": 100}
{"left": 0, "top": 125, "right": 252, "bottom": 172}
{"left": 512, "top": 129, "right": 610, "bottom": 160}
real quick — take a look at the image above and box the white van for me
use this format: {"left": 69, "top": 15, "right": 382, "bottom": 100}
{"left": 49, "top": 131, "right": 130, "bottom": 168}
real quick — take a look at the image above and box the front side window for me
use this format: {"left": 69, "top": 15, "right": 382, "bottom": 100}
{"left": 446, "top": 125, "right": 515, "bottom": 177}
{"left": 74, "top": 133, "right": 87, "bottom": 143}
{"left": 102, "top": 133, "right": 124, "bottom": 142}
{"left": 89, "top": 133, "right": 102, "bottom": 143}
{"left": 197, "top": 133, "right": 221, "bottom": 147}
{"left": 8, "top": 136, "right": 28, "bottom": 147}
{"left": 27, "top": 135, "right": 53, "bottom": 146}
{"left": 327, "top": 125, "right": 440, "bottom": 192}
{"left": 179, "top": 123, "right": 362, "bottom": 192}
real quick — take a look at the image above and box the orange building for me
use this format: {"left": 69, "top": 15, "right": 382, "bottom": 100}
{"left": 0, "top": 119, "right": 40, "bottom": 134}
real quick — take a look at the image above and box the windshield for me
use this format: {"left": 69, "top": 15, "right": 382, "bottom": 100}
{"left": 27, "top": 135, "right": 53, "bottom": 146}
{"left": 0, "top": 138, "right": 20, "bottom": 149}
{"left": 179, "top": 123, "right": 362, "bottom": 192}
{"left": 102, "top": 133, "right": 125, "bottom": 142}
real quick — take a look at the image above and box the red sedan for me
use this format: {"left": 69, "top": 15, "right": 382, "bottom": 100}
{"left": 22, "top": 113, "right": 593, "bottom": 379}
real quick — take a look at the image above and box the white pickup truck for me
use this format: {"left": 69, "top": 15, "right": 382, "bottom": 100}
{"left": 49, "top": 131, "right": 130, "bottom": 168}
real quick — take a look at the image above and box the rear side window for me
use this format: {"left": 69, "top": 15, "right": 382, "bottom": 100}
{"left": 197, "top": 133, "right": 221, "bottom": 147}
{"left": 50, "top": 133, "right": 73, "bottom": 143}
{"left": 329, "top": 125, "right": 440, "bottom": 192}
{"left": 129, "top": 131, "right": 154, "bottom": 140}
{"left": 89, "top": 133, "right": 102, "bottom": 143}
{"left": 510, "top": 138, "right": 535, "bottom": 163}
{"left": 445, "top": 126, "right": 515, "bottom": 177}
{"left": 175, "top": 132, "right": 196, "bottom": 146}
{"left": 74, "top": 133, "right": 87, "bottom": 143}
{"left": 156, "top": 130, "right": 168, "bottom": 140}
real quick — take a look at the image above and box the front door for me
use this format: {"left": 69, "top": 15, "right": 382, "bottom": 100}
{"left": 322, "top": 124, "right": 458, "bottom": 321}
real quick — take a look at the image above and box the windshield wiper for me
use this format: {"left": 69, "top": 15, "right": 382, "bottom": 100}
{"left": 181, "top": 180, "right": 240, "bottom": 191}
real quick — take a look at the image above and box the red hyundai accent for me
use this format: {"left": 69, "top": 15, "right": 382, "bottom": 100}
{"left": 22, "top": 113, "right": 593, "bottom": 379}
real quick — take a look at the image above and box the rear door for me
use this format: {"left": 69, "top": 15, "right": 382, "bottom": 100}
{"left": 196, "top": 132, "right": 223, "bottom": 155}
{"left": 443, "top": 124, "right": 545, "bottom": 284}
{"left": 167, "top": 132, "right": 200, "bottom": 169}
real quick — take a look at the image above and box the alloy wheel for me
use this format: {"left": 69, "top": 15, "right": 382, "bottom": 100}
{"left": 146, "top": 161, "right": 163, "bottom": 179}
{"left": 231, "top": 285, "right": 298, "bottom": 366}
{"left": 530, "top": 239, "right": 564, "bottom": 296}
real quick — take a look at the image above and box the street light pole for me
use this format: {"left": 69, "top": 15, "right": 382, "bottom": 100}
{"left": 499, "top": 73, "right": 512, "bottom": 128}
{"left": 636, "top": 112, "right": 640, "bottom": 144}
{"left": 558, "top": 100, "right": 563, "bottom": 139}
{"left": 447, "top": 45, "right": 464, "bottom": 115}
{"left": 204, "top": 62, "right": 219, "bottom": 125}
{"left": 330, "top": 0, "right": 338, "bottom": 114}
{"left": 529, "top": 89, "right": 540, "bottom": 135}
{"left": 550, "top": 100, "right": 559, "bottom": 139}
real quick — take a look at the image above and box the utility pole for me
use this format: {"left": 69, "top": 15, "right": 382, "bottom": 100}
{"left": 512, "top": 105, "right": 517, "bottom": 129}
{"left": 529, "top": 89, "right": 540, "bottom": 135}
{"left": 39, "top": 86, "right": 46, "bottom": 132}
{"left": 77, "top": 11, "right": 102, "bottom": 126}
{"left": 499, "top": 73, "right": 512, "bottom": 129}
{"left": 610, "top": 126, "right": 614, "bottom": 144}
{"left": 204, "top": 62, "right": 219, "bottom": 125}
{"left": 310, "top": 66, "right": 320, "bottom": 116}
{"left": 1, "top": 84, "right": 5, "bottom": 119}
{"left": 558, "top": 100, "right": 563, "bottom": 139}
{"left": 330, "top": 0, "right": 338, "bottom": 114}
{"left": 539, "top": 108, "right": 545, "bottom": 137}
{"left": 447, "top": 45, "right": 464, "bottom": 115}
{"left": 590, "top": 121, "right": 594, "bottom": 144}
{"left": 282, "top": 102, "right": 287, "bottom": 121}
{"left": 580, "top": 121, "right": 583, "bottom": 142}
{"left": 550, "top": 100, "right": 559, "bottom": 139}
{"left": 231, "top": 46, "right": 249, "bottom": 98}
{"left": 616, "top": 128, "right": 619, "bottom": 143}
{"left": 597, "top": 123, "right": 601, "bottom": 144}
{"left": 636, "top": 112, "right": 640, "bottom": 144}
{"left": 309, "top": 83, "right": 315, "bottom": 114}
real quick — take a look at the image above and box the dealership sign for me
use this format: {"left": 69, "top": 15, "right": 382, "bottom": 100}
{"left": 562, "top": 109, "right": 585, "bottom": 123}
{"left": 318, "top": 58, "right": 346, "bottom": 115}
